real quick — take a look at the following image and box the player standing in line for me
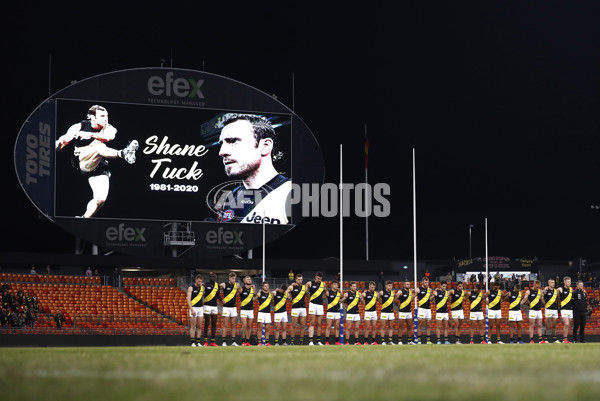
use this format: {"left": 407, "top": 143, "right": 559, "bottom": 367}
{"left": 467, "top": 283, "right": 485, "bottom": 344}
{"left": 432, "top": 281, "right": 450, "bottom": 344}
{"left": 202, "top": 272, "right": 220, "bottom": 346}
{"left": 395, "top": 281, "right": 415, "bottom": 345}
{"left": 542, "top": 279, "right": 560, "bottom": 343}
{"left": 187, "top": 274, "right": 204, "bottom": 347}
{"left": 522, "top": 280, "right": 543, "bottom": 344}
{"left": 255, "top": 281, "right": 273, "bottom": 346}
{"left": 485, "top": 281, "right": 504, "bottom": 344}
{"left": 220, "top": 272, "right": 241, "bottom": 346}
{"left": 361, "top": 281, "right": 379, "bottom": 345}
{"left": 378, "top": 280, "right": 396, "bottom": 345}
{"left": 449, "top": 281, "right": 466, "bottom": 344}
{"left": 273, "top": 284, "right": 289, "bottom": 346}
{"left": 288, "top": 274, "right": 307, "bottom": 345}
{"left": 324, "top": 281, "right": 342, "bottom": 345}
{"left": 55, "top": 105, "right": 138, "bottom": 218}
{"left": 506, "top": 284, "right": 524, "bottom": 343}
{"left": 239, "top": 275, "right": 256, "bottom": 346}
{"left": 342, "top": 281, "right": 362, "bottom": 345}
{"left": 416, "top": 277, "right": 433, "bottom": 344}
{"left": 557, "top": 276, "right": 573, "bottom": 343}
{"left": 306, "top": 272, "right": 326, "bottom": 346}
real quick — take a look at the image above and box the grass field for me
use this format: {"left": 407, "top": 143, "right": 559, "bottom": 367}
{"left": 1, "top": 344, "right": 599, "bottom": 401}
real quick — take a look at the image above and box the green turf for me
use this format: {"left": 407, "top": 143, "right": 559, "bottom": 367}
{"left": 1, "top": 344, "right": 599, "bottom": 401}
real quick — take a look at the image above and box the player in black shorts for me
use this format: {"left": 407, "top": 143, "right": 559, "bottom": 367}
{"left": 55, "top": 105, "right": 138, "bottom": 218}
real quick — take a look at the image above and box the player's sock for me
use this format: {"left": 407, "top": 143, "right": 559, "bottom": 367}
{"left": 553, "top": 335, "right": 557, "bottom": 342}
{"left": 191, "top": 338, "right": 195, "bottom": 345}
{"left": 427, "top": 336, "right": 430, "bottom": 343}
{"left": 308, "top": 336, "right": 313, "bottom": 344}
{"left": 389, "top": 336, "right": 393, "bottom": 344}
{"left": 444, "top": 336, "right": 448, "bottom": 343}
{"left": 300, "top": 336, "right": 304, "bottom": 345}
{"left": 517, "top": 336, "right": 521, "bottom": 342}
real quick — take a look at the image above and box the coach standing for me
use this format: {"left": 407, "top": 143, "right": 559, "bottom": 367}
{"left": 573, "top": 280, "right": 588, "bottom": 343}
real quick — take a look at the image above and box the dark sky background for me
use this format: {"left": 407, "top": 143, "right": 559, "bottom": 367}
{"left": 3, "top": 2, "right": 600, "bottom": 264}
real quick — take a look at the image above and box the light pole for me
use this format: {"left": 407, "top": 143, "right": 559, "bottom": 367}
{"left": 469, "top": 224, "right": 474, "bottom": 259}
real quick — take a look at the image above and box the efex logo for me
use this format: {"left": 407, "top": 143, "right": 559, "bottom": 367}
{"left": 106, "top": 224, "right": 146, "bottom": 242}
{"left": 147, "top": 72, "right": 204, "bottom": 98}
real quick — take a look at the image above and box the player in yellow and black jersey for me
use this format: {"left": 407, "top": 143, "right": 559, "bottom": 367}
{"left": 395, "top": 281, "right": 416, "bottom": 344}
{"left": 378, "top": 280, "right": 396, "bottom": 345}
{"left": 324, "top": 281, "right": 342, "bottom": 345}
{"left": 186, "top": 274, "right": 204, "bottom": 347}
{"left": 343, "top": 281, "right": 363, "bottom": 345}
{"left": 361, "top": 281, "right": 379, "bottom": 345}
{"left": 287, "top": 274, "right": 307, "bottom": 345}
{"left": 542, "top": 279, "right": 560, "bottom": 343}
{"left": 306, "top": 272, "right": 326, "bottom": 345}
{"left": 522, "top": 280, "right": 543, "bottom": 343}
{"left": 220, "top": 272, "right": 241, "bottom": 346}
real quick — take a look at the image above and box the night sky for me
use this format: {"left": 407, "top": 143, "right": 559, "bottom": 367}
{"left": 4, "top": 2, "right": 600, "bottom": 263}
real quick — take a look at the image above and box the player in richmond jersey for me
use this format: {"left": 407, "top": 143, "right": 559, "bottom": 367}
{"left": 485, "top": 281, "right": 504, "bottom": 344}
{"left": 433, "top": 282, "right": 451, "bottom": 344}
{"left": 273, "top": 284, "right": 289, "bottom": 346}
{"left": 343, "top": 281, "right": 363, "bottom": 345}
{"left": 220, "top": 272, "right": 241, "bottom": 346}
{"left": 449, "top": 282, "right": 466, "bottom": 344}
{"left": 542, "top": 279, "right": 560, "bottom": 343}
{"left": 379, "top": 280, "right": 396, "bottom": 345}
{"left": 186, "top": 275, "right": 204, "bottom": 347}
{"left": 306, "top": 272, "right": 326, "bottom": 346}
{"left": 506, "top": 284, "right": 524, "bottom": 343}
{"left": 287, "top": 274, "right": 307, "bottom": 345}
{"left": 395, "top": 281, "right": 415, "bottom": 345}
{"left": 467, "top": 284, "right": 486, "bottom": 344}
{"left": 55, "top": 105, "right": 138, "bottom": 218}
{"left": 239, "top": 276, "right": 256, "bottom": 346}
{"left": 202, "top": 272, "right": 220, "bottom": 346}
{"left": 324, "top": 281, "right": 342, "bottom": 345}
{"left": 557, "top": 276, "right": 574, "bottom": 343}
{"left": 361, "top": 281, "right": 379, "bottom": 345}
{"left": 217, "top": 113, "right": 291, "bottom": 224}
{"left": 522, "top": 280, "right": 543, "bottom": 343}
{"left": 416, "top": 277, "right": 433, "bottom": 344}
{"left": 254, "top": 282, "right": 273, "bottom": 346}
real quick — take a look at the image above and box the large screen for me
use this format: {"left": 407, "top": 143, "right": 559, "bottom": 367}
{"left": 15, "top": 68, "right": 323, "bottom": 258}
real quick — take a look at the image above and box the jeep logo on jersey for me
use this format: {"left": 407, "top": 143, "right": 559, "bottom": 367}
{"left": 147, "top": 72, "right": 204, "bottom": 98}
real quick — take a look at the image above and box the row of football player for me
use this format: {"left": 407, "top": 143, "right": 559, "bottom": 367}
{"left": 185, "top": 273, "right": 585, "bottom": 346}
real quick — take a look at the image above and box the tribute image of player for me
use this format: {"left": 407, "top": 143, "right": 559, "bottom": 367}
{"left": 506, "top": 284, "right": 524, "bottom": 343}
{"left": 449, "top": 281, "right": 466, "bottom": 344}
{"left": 485, "top": 281, "right": 504, "bottom": 344}
{"left": 522, "top": 280, "right": 543, "bottom": 343}
{"left": 55, "top": 105, "right": 138, "bottom": 218}
{"left": 202, "top": 272, "right": 220, "bottom": 346}
{"left": 343, "top": 281, "right": 362, "bottom": 345}
{"left": 324, "top": 281, "right": 342, "bottom": 345}
{"left": 220, "top": 272, "right": 241, "bottom": 346}
{"left": 361, "top": 281, "right": 379, "bottom": 345}
{"left": 467, "top": 284, "right": 485, "bottom": 344}
{"left": 239, "top": 276, "right": 256, "bottom": 346}
{"left": 287, "top": 274, "right": 307, "bottom": 345}
{"left": 378, "top": 280, "right": 396, "bottom": 345}
{"left": 542, "top": 278, "right": 560, "bottom": 343}
{"left": 306, "top": 272, "right": 326, "bottom": 345}
{"left": 557, "top": 276, "right": 573, "bottom": 343}
{"left": 186, "top": 274, "right": 204, "bottom": 347}
{"left": 273, "top": 284, "right": 289, "bottom": 346}
{"left": 416, "top": 277, "right": 433, "bottom": 344}
{"left": 217, "top": 113, "right": 291, "bottom": 224}
{"left": 433, "top": 281, "right": 450, "bottom": 344}
{"left": 255, "top": 282, "right": 273, "bottom": 346}
{"left": 395, "top": 281, "right": 415, "bottom": 345}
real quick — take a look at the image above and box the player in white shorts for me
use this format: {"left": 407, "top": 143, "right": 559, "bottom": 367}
{"left": 255, "top": 281, "right": 273, "bottom": 346}
{"left": 187, "top": 274, "right": 204, "bottom": 347}
{"left": 239, "top": 276, "right": 256, "bottom": 346}
{"left": 416, "top": 277, "right": 433, "bottom": 344}
{"left": 395, "top": 281, "right": 415, "bottom": 344}
{"left": 272, "top": 284, "right": 289, "bottom": 345}
{"left": 449, "top": 281, "right": 466, "bottom": 344}
{"left": 324, "top": 281, "right": 342, "bottom": 345}
{"left": 557, "top": 276, "right": 574, "bottom": 343}
{"left": 467, "top": 283, "right": 485, "bottom": 344}
{"left": 379, "top": 281, "right": 396, "bottom": 345}
{"left": 433, "top": 281, "right": 450, "bottom": 344}
{"left": 342, "top": 281, "right": 363, "bottom": 344}
{"left": 361, "top": 281, "right": 379, "bottom": 344}
{"left": 485, "top": 281, "right": 505, "bottom": 344}
{"left": 220, "top": 272, "right": 241, "bottom": 346}
{"left": 522, "top": 280, "right": 543, "bottom": 343}
{"left": 542, "top": 279, "right": 560, "bottom": 343}
{"left": 287, "top": 274, "right": 307, "bottom": 345}
{"left": 306, "top": 272, "right": 326, "bottom": 345}
{"left": 505, "top": 284, "right": 524, "bottom": 343}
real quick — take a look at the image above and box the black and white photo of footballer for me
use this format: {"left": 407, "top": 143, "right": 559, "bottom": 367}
{"left": 55, "top": 105, "right": 139, "bottom": 218}
{"left": 216, "top": 113, "right": 291, "bottom": 224}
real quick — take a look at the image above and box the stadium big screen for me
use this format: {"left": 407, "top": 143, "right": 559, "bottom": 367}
{"left": 14, "top": 68, "right": 324, "bottom": 258}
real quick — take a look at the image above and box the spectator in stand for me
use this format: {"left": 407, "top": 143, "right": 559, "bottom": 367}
{"left": 29, "top": 266, "right": 37, "bottom": 275}
{"left": 478, "top": 272, "right": 484, "bottom": 284}
{"left": 113, "top": 267, "right": 121, "bottom": 287}
{"left": 85, "top": 267, "right": 93, "bottom": 277}
{"left": 17, "top": 306, "right": 27, "bottom": 328}
{"left": 55, "top": 311, "right": 64, "bottom": 329}
{"left": 378, "top": 272, "right": 386, "bottom": 291}
{"left": 0, "top": 307, "right": 8, "bottom": 328}
{"left": 46, "top": 265, "right": 51, "bottom": 275}
{"left": 16, "top": 289, "right": 24, "bottom": 307}
{"left": 592, "top": 276, "right": 598, "bottom": 289}
{"left": 94, "top": 268, "right": 100, "bottom": 277}
{"left": 586, "top": 305, "right": 593, "bottom": 322}
{"left": 470, "top": 274, "right": 476, "bottom": 284}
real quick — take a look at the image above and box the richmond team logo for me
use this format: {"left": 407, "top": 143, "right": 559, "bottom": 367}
{"left": 221, "top": 209, "right": 235, "bottom": 222}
